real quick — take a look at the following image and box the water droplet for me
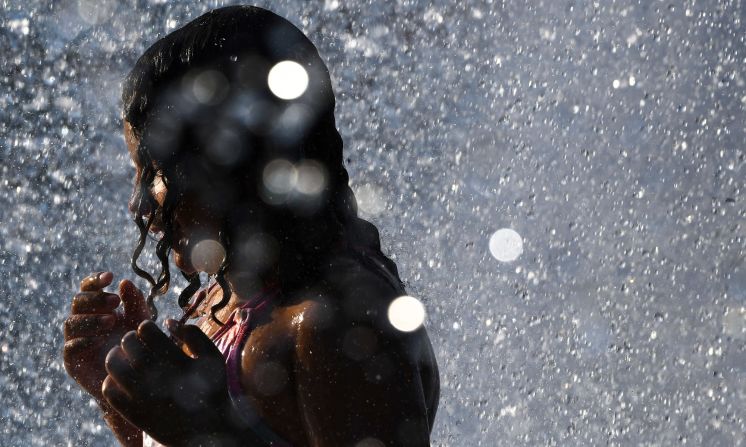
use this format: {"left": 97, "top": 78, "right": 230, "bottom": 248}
{"left": 189, "top": 239, "right": 226, "bottom": 274}
{"left": 267, "top": 61, "right": 309, "bottom": 100}
{"left": 295, "top": 160, "right": 327, "bottom": 196}
{"left": 252, "top": 361, "right": 288, "bottom": 396}
{"left": 262, "top": 159, "right": 298, "bottom": 197}
{"left": 188, "top": 70, "right": 229, "bottom": 105}
{"left": 723, "top": 307, "right": 746, "bottom": 339}
{"left": 354, "top": 183, "right": 385, "bottom": 215}
{"left": 355, "top": 438, "right": 385, "bottom": 447}
{"left": 77, "top": 0, "right": 117, "bottom": 25}
{"left": 387, "top": 295, "right": 426, "bottom": 332}
{"left": 488, "top": 228, "right": 523, "bottom": 262}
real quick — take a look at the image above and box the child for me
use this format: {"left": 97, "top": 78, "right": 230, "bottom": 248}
{"left": 63, "top": 6, "right": 439, "bottom": 446}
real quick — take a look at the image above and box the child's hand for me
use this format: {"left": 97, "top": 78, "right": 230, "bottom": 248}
{"left": 102, "top": 321, "right": 237, "bottom": 445}
{"left": 63, "top": 272, "right": 149, "bottom": 402}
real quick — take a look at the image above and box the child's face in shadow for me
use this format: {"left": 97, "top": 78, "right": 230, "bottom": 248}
{"left": 124, "top": 120, "right": 225, "bottom": 275}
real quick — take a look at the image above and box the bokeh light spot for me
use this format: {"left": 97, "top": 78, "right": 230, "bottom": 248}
{"left": 230, "top": 93, "right": 276, "bottom": 134}
{"left": 262, "top": 159, "right": 298, "bottom": 196}
{"left": 723, "top": 307, "right": 746, "bottom": 339}
{"left": 387, "top": 295, "right": 426, "bottom": 332}
{"left": 342, "top": 327, "right": 378, "bottom": 361}
{"left": 489, "top": 228, "right": 523, "bottom": 262}
{"left": 189, "top": 239, "right": 226, "bottom": 274}
{"left": 295, "top": 161, "right": 327, "bottom": 196}
{"left": 235, "top": 232, "right": 279, "bottom": 272}
{"left": 355, "top": 438, "right": 386, "bottom": 447}
{"left": 271, "top": 104, "right": 312, "bottom": 144}
{"left": 267, "top": 60, "right": 309, "bottom": 100}
{"left": 77, "top": 0, "right": 117, "bottom": 25}
{"left": 205, "top": 126, "right": 242, "bottom": 166}
{"left": 191, "top": 70, "right": 229, "bottom": 105}
{"left": 252, "top": 361, "right": 288, "bottom": 396}
{"left": 354, "top": 183, "right": 385, "bottom": 215}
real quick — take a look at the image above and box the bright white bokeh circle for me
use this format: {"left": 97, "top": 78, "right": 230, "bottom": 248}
{"left": 489, "top": 228, "right": 523, "bottom": 262}
{"left": 267, "top": 61, "right": 309, "bottom": 100}
{"left": 387, "top": 295, "right": 426, "bottom": 332}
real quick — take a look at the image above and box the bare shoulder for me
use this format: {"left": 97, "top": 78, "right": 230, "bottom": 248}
{"left": 274, "top": 252, "right": 440, "bottom": 444}
{"left": 285, "top": 251, "right": 433, "bottom": 368}
{"left": 285, "top": 253, "right": 438, "bottom": 446}
{"left": 288, "top": 252, "right": 401, "bottom": 330}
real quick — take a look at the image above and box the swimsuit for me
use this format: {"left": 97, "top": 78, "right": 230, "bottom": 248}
{"left": 144, "top": 246, "right": 403, "bottom": 446}
{"left": 205, "top": 283, "right": 292, "bottom": 447}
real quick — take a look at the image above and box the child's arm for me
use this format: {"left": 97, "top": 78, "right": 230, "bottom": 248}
{"left": 293, "top": 300, "right": 433, "bottom": 447}
{"left": 289, "top": 256, "right": 436, "bottom": 446}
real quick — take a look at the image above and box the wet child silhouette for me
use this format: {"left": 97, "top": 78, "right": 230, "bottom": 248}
{"left": 63, "top": 6, "right": 439, "bottom": 446}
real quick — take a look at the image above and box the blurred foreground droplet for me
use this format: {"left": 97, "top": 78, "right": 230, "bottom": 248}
{"left": 295, "top": 160, "right": 327, "bottom": 196}
{"left": 387, "top": 295, "right": 426, "bottom": 332}
{"left": 262, "top": 159, "right": 298, "bottom": 201}
{"left": 190, "top": 239, "right": 226, "bottom": 274}
{"left": 267, "top": 61, "right": 309, "bottom": 100}
{"left": 723, "top": 307, "right": 746, "bottom": 339}
{"left": 488, "top": 228, "right": 523, "bottom": 262}
{"left": 355, "top": 437, "right": 386, "bottom": 447}
{"left": 354, "top": 183, "right": 385, "bottom": 215}
{"left": 188, "top": 70, "right": 229, "bottom": 105}
{"left": 77, "top": 0, "right": 117, "bottom": 25}
{"left": 252, "top": 361, "right": 288, "bottom": 396}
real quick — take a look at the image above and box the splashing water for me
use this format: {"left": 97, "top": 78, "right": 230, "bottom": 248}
{"left": 1, "top": 1, "right": 745, "bottom": 445}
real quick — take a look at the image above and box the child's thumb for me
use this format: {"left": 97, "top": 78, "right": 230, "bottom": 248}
{"left": 119, "top": 279, "right": 148, "bottom": 321}
{"left": 177, "top": 324, "right": 221, "bottom": 359}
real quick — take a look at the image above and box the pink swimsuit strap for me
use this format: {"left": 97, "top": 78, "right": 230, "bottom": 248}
{"left": 191, "top": 283, "right": 292, "bottom": 446}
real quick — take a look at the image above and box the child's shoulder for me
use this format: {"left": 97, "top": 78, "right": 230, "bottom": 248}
{"left": 280, "top": 248, "right": 407, "bottom": 342}
{"left": 320, "top": 246, "right": 404, "bottom": 298}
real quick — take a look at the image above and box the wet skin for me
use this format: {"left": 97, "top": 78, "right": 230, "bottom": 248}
{"left": 62, "top": 123, "right": 440, "bottom": 446}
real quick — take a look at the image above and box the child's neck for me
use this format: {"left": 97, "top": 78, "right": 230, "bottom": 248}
{"left": 225, "top": 264, "right": 280, "bottom": 304}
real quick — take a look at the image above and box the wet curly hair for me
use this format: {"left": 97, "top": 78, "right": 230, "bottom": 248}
{"left": 122, "top": 5, "right": 404, "bottom": 324}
